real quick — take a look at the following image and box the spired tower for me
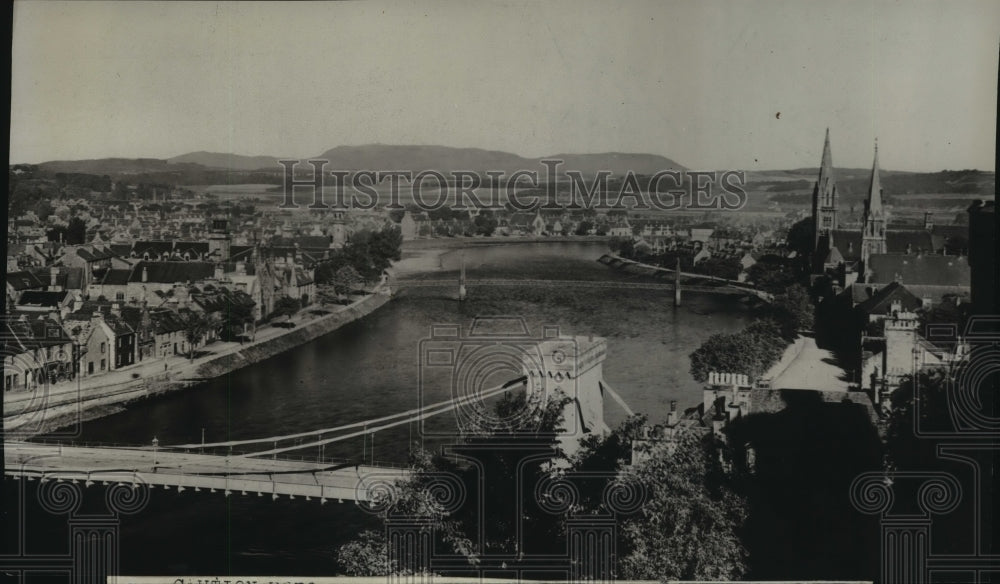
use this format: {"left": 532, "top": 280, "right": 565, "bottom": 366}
{"left": 812, "top": 128, "right": 839, "bottom": 253}
{"left": 861, "top": 140, "right": 887, "bottom": 272}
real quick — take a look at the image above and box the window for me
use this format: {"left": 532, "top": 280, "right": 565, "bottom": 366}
{"left": 88, "top": 362, "right": 94, "bottom": 374}
{"left": 100, "top": 359, "right": 106, "bottom": 371}
{"left": 116, "top": 292, "right": 125, "bottom": 301}
{"left": 101, "top": 342, "right": 106, "bottom": 354}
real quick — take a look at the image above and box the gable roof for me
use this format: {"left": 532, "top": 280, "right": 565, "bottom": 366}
{"left": 6, "top": 271, "right": 46, "bottom": 291}
{"left": 855, "top": 281, "right": 922, "bottom": 315}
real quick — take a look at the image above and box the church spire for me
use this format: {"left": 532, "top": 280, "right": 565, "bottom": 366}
{"left": 812, "top": 127, "right": 838, "bottom": 259}
{"left": 866, "top": 139, "right": 883, "bottom": 216}
{"left": 861, "top": 138, "right": 887, "bottom": 275}
{"left": 820, "top": 127, "right": 834, "bottom": 181}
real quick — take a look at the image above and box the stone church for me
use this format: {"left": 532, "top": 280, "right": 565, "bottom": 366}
{"left": 809, "top": 129, "right": 970, "bottom": 305}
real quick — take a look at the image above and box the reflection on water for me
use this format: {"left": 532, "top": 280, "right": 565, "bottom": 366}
{"left": 35, "top": 241, "right": 749, "bottom": 575}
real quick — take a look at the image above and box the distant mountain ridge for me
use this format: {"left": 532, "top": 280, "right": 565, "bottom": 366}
{"left": 167, "top": 151, "right": 289, "bottom": 171}
{"left": 35, "top": 144, "right": 688, "bottom": 175}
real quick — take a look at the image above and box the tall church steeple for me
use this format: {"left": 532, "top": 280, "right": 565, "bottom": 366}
{"left": 861, "top": 139, "right": 886, "bottom": 270}
{"left": 812, "top": 128, "right": 838, "bottom": 252}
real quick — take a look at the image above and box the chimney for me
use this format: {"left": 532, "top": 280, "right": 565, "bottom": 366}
{"left": 214, "top": 264, "right": 224, "bottom": 280}
{"left": 141, "top": 266, "right": 148, "bottom": 283}
{"left": 922, "top": 297, "right": 932, "bottom": 310}
{"left": 235, "top": 261, "right": 246, "bottom": 275}
{"left": 72, "top": 295, "right": 83, "bottom": 313}
{"left": 667, "top": 400, "right": 679, "bottom": 426}
{"left": 111, "top": 302, "right": 121, "bottom": 317}
{"left": 49, "top": 266, "right": 59, "bottom": 289}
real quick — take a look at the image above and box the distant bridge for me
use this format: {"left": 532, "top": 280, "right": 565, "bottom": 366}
{"left": 392, "top": 277, "right": 771, "bottom": 299}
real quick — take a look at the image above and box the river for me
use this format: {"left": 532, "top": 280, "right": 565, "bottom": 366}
{"left": 20, "top": 241, "right": 751, "bottom": 575}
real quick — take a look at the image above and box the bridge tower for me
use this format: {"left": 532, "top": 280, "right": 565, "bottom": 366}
{"left": 674, "top": 257, "right": 682, "bottom": 307}
{"left": 458, "top": 252, "right": 467, "bottom": 301}
{"left": 523, "top": 335, "right": 608, "bottom": 456}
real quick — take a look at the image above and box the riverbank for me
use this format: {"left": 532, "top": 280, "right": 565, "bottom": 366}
{"left": 3, "top": 290, "right": 393, "bottom": 437}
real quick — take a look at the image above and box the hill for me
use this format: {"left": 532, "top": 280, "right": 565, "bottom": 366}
{"left": 546, "top": 152, "right": 686, "bottom": 175}
{"left": 167, "top": 151, "right": 286, "bottom": 171}
{"left": 35, "top": 158, "right": 206, "bottom": 175}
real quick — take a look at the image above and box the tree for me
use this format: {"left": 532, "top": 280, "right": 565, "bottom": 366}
{"left": 271, "top": 296, "right": 301, "bottom": 321}
{"left": 689, "top": 319, "right": 787, "bottom": 382}
{"left": 183, "top": 313, "right": 209, "bottom": 361}
{"left": 617, "top": 431, "right": 748, "bottom": 581}
{"left": 693, "top": 257, "right": 741, "bottom": 280}
{"left": 786, "top": 217, "right": 814, "bottom": 261}
{"left": 746, "top": 260, "right": 798, "bottom": 295}
{"left": 473, "top": 210, "right": 497, "bottom": 236}
{"left": 768, "top": 283, "right": 815, "bottom": 338}
{"left": 336, "top": 530, "right": 394, "bottom": 576}
{"left": 884, "top": 368, "right": 954, "bottom": 472}
{"left": 331, "top": 265, "right": 363, "bottom": 299}
{"left": 337, "top": 393, "right": 572, "bottom": 575}
{"left": 220, "top": 299, "right": 255, "bottom": 341}
{"left": 609, "top": 236, "right": 634, "bottom": 257}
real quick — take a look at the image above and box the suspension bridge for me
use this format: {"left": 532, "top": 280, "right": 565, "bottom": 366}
{"left": 389, "top": 252, "right": 773, "bottom": 303}
{"left": 391, "top": 277, "right": 773, "bottom": 300}
{"left": 3, "top": 378, "right": 524, "bottom": 502}
{"left": 4, "top": 331, "right": 636, "bottom": 503}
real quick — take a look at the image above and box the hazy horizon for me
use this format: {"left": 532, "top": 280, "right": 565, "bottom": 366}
{"left": 10, "top": 1, "right": 1000, "bottom": 172}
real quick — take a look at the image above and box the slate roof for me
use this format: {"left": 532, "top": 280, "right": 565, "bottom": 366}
{"left": 17, "top": 290, "right": 72, "bottom": 308}
{"left": 855, "top": 282, "right": 922, "bottom": 315}
{"left": 866, "top": 253, "right": 970, "bottom": 286}
{"left": 132, "top": 241, "right": 175, "bottom": 257}
{"left": 128, "top": 261, "right": 216, "bottom": 284}
{"left": 6, "top": 271, "right": 46, "bottom": 291}
{"left": 886, "top": 230, "right": 935, "bottom": 253}
{"left": 76, "top": 246, "right": 116, "bottom": 261}
{"left": 830, "top": 230, "right": 863, "bottom": 261}
{"left": 1, "top": 318, "right": 73, "bottom": 351}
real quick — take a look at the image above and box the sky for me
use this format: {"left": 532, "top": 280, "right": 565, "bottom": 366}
{"left": 9, "top": 0, "right": 1000, "bottom": 171}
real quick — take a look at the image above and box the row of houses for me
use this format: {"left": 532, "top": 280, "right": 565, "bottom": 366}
{"left": 2, "top": 292, "right": 249, "bottom": 393}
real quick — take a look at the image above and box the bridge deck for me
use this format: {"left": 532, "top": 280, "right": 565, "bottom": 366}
{"left": 4, "top": 442, "right": 408, "bottom": 502}
{"left": 393, "top": 278, "right": 762, "bottom": 296}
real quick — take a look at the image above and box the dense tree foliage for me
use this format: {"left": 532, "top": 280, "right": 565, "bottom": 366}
{"left": 617, "top": 430, "right": 748, "bottom": 581}
{"left": 270, "top": 296, "right": 301, "bottom": 321}
{"left": 767, "top": 284, "right": 815, "bottom": 338}
{"left": 473, "top": 210, "right": 498, "bottom": 236}
{"left": 746, "top": 260, "right": 799, "bottom": 295}
{"left": 689, "top": 319, "right": 788, "bottom": 382}
{"left": 315, "top": 224, "right": 403, "bottom": 285}
{"left": 337, "top": 396, "right": 750, "bottom": 580}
